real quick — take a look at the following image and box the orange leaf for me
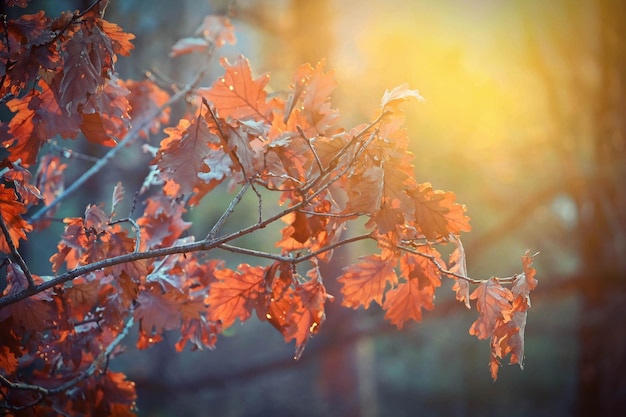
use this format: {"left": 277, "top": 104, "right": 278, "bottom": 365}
{"left": 410, "top": 182, "right": 471, "bottom": 240}
{"left": 206, "top": 264, "right": 265, "bottom": 328}
{"left": 0, "top": 184, "right": 32, "bottom": 253}
{"left": 469, "top": 277, "right": 514, "bottom": 340}
{"left": 154, "top": 115, "right": 221, "bottom": 198}
{"left": 383, "top": 278, "right": 435, "bottom": 328}
{"left": 198, "top": 55, "right": 273, "bottom": 121}
{"left": 122, "top": 79, "right": 171, "bottom": 137}
{"left": 338, "top": 254, "right": 398, "bottom": 309}
{"left": 0, "top": 264, "right": 53, "bottom": 331}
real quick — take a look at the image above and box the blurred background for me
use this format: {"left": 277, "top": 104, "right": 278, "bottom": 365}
{"left": 7, "top": 0, "right": 626, "bottom": 416}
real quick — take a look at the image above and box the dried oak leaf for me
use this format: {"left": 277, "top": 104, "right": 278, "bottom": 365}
{"left": 449, "top": 236, "right": 471, "bottom": 309}
{"left": 122, "top": 78, "right": 171, "bottom": 138}
{"left": 137, "top": 196, "right": 191, "bottom": 250}
{"left": 6, "top": 80, "right": 81, "bottom": 166}
{"left": 153, "top": 115, "right": 221, "bottom": 199}
{"left": 198, "top": 55, "right": 273, "bottom": 121}
{"left": 0, "top": 184, "right": 32, "bottom": 252}
{"left": 410, "top": 182, "right": 471, "bottom": 240}
{"left": 382, "top": 249, "right": 443, "bottom": 328}
{"left": 383, "top": 278, "right": 434, "bottom": 328}
{"left": 0, "top": 264, "right": 54, "bottom": 331}
{"left": 206, "top": 264, "right": 265, "bottom": 328}
{"left": 469, "top": 277, "right": 514, "bottom": 340}
{"left": 381, "top": 83, "right": 423, "bottom": 111}
{"left": 339, "top": 254, "right": 398, "bottom": 309}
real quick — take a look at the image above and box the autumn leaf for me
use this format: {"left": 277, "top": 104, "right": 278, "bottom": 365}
{"left": 154, "top": 115, "right": 221, "bottom": 198}
{"left": 449, "top": 236, "right": 471, "bottom": 309}
{"left": 206, "top": 264, "right": 265, "bottom": 328}
{"left": 96, "top": 18, "right": 135, "bottom": 56}
{"left": 383, "top": 278, "right": 435, "bottom": 328}
{"left": 35, "top": 154, "right": 66, "bottom": 206}
{"left": 123, "top": 79, "right": 170, "bottom": 137}
{"left": 469, "top": 277, "right": 514, "bottom": 340}
{"left": 381, "top": 83, "right": 424, "bottom": 110}
{"left": 0, "top": 264, "right": 54, "bottom": 331}
{"left": 79, "top": 77, "right": 131, "bottom": 146}
{"left": 6, "top": 81, "right": 81, "bottom": 166}
{"left": 488, "top": 251, "right": 539, "bottom": 379}
{"left": 398, "top": 249, "right": 443, "bottom": 289}
{"left": 198, "top": 55, "right": 273, "bottom": 121}
{"left": 137, "top": 196, "right": 191, "bottom": 250}
{"left": 0, "top": 345, "right": 19, "bottom": 374}
{"left": 0, "top": 184, "right": 32, "bottom": 253}
{"left": 1, "top": 161, "right": 42, "bottom": 205}
{"left": 410, "top": 182, "right": 471, "bottom": 240}
{"left": 135, "top": 283, "right": 205, "bottom": 347}
{"left": 338, "top": 254, "right": 398, "bottom": 309}
{"left": 195, "top": 15, "right": 236, "bottom": 47}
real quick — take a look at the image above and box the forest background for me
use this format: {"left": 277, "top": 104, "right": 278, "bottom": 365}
{"left": 2, "top": 0, "right": 624, "bottom": 416}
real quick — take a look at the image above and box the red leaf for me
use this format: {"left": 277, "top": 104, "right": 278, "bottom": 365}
{"left": 135, "top": 284, "right": 204, "bottom": 339}
{"left": 206, "top": 264, "right": 265, "bottom": 328}
{"left": 59, "top": 29, "right": 102, "bottom": 113}
{"left": 2, "top": 162, "right": 42, "bottom": 205}
{"left": 0, "top": 184, "right": 32, "bottom": 253}
{"left": 175, "top": 317, "right": 221, "bottom": 352}
{"left": 198, "top": 55, "right": 273, "bottom": 121}
{"left": 79, "top": 77, "right": 131, "bottom": 146}
{"left": 338, "top": 254, "right": 398, "bottom": 309}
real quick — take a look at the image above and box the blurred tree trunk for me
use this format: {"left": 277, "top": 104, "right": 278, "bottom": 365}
{"left": 575, "top": 0, "right": 626, "bottom": 414}
{"left": 523, "top": 0, "right": 626, "bottom": 414}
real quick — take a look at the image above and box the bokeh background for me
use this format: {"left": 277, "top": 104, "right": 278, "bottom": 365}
{"left": 6, "top": 0, "right": 626, "bottom": 416}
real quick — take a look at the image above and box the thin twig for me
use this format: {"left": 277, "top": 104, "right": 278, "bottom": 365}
{"left": 206, "top": 182, "right": 251, "bottom": 240}
{"left": 0, "top": 215, "right": 35, "bottom": 288}
{"left": 297, "top": 125, "right": 323, "bottom": 172}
